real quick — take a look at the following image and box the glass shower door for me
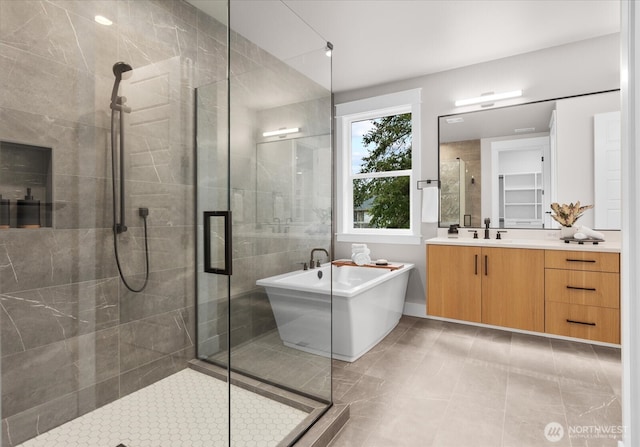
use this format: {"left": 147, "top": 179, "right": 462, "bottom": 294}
{"left": 196, "top": 1, "right": 333, "bottom": 445}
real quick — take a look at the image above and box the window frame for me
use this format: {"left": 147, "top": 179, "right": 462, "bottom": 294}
{"left": 335, "top": 89, "right": 422, "bottom": 245}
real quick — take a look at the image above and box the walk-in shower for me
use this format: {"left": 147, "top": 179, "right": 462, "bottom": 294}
{"left": 110, "top": 61, "right": 150, "bottom": 292}
{"left": 0, "top": 1, "right": 334, "bottom": 446}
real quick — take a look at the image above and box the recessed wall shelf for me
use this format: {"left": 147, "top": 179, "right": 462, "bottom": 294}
{"left": 0, "top": 141, "right": 53, "bottom": 228}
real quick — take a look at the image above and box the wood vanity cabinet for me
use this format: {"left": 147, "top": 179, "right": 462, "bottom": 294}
{"left": 481, "top": 247, "right": 544, "bottom": 332}
{"left": 544, "top": 250, "right": 620, "bottom": 344}
{"left": 427, "top": 245, "right": 482, "bottom": 322}
{"left": 427, "top": 243, "right": 620, "bottom": 344}
{"left": 427, "top": 245, "right": 544, "bottom": 331}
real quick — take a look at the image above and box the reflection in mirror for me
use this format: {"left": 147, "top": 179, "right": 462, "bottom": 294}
{"left": 438, "top": 90, "right": 621, "bottom": 230}
{"left": 256, "top": 134, "right": 331, "bottom": 235}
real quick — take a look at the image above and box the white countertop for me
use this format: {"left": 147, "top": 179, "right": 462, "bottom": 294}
{"left": 426, "top": 236, "right": 621, "bottom": 253}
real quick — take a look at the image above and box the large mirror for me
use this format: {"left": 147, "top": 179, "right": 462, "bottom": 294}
{"left": 438, "top": 90, "right": 621, "bottom": 230}
{"left": 256, "top": 134, "right": 331, "bottom": 234}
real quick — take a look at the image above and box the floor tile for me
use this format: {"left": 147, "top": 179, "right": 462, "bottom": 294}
{"left": 16, "top": 369, "right": 307, "bottom": 447}
{"left": 330, "top": 316, "right": 622, "bottom": 447}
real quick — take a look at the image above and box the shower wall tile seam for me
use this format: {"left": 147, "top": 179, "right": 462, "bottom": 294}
{"left": 118, "top": 303, "right": 195, "bottom": 328}
{"left": 0, "top": 323, "right": 122, "bottom": 360}
{"left": 117, "top": 343, "right": 195, "bottom": 377}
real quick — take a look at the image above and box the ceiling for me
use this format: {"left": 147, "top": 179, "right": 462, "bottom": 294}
{"left": 188, "top": 1, "right": 620, "bottom": 93}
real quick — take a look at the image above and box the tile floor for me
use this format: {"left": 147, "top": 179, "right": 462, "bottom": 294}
{"left": 209, "top": 330, "right": 331, "bottom": 400}
{"left": 328, "top": 316, "right": 622, "bottom": 447}
{"left": 16, "top": 369, "right": 308, "bottom": 447}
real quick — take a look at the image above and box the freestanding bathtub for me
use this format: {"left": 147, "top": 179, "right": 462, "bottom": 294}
{"left": 256, "top": 261, "right": 414, "bottom": 362}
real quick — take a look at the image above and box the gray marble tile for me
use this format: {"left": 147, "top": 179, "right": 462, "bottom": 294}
{"left": 53, "top": 175, "right": 112, "bottom": 230}
{"left": 120, "top": 267, "right": 194, "bottom": 323}
{"left": 432, "top": 397, "right": 505, "bottom": 447}
{"left": 506, "top": 370, "right": 564, "bottom": 410}
{"left": 117, "top": 0, "right": 198, "bottom": 68}
{"left": 2, "top": 391, "right": 79, "bottom": 447}
{"left": 119, "top": 307, "right": 195, "bottom": 372}
{"left": 0, "top": 0, "right": 118, "bottom": 78}
{"left": 0, "top": 42, "right": 105, "bottom": 129}
{"left": 401, "top": 354, "right": 465, "bottom": 400}
{"left": 1, "top": 278, "right": 119, "bottom": 355}
{"left": 364, "top": 397, "right": 448, "bottom": 447}
{"left": 1, "top": 327, "right": 118, "bottom": 418}
{"left": 0, "top": 107, "right": 110, "bottom": 181}
{"left": 0, "top": 229, "right": 117, "bottom": 294}
{"left": 451, "top": 359, "right": 509, "bottom": 411}
{"left": 119, "top": 346, "right": 194, "bottom": 397}
{"left": 502, "top": 406, "right": 571, "bottom": 447}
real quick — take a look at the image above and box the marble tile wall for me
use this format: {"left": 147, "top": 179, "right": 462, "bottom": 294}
{"left": 440, "top": 140, "right": 482, "bottom": 227}
{"left": 0, "top": 1, "right": 224, "bottom": 445}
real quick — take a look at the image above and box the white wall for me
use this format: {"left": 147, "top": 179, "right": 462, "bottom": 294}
{"left": 555, "top": 90, "right": 620, "bottom": 229}
{"left": 334, "top": 33, "right": 620, "bottom": 314}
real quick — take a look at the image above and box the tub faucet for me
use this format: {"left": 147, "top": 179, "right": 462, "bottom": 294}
{"left": 310, "top": 248, "right": 329, "bottom": 269}
{"left": 484, "top": 218, "right": 491, "bottom": 240}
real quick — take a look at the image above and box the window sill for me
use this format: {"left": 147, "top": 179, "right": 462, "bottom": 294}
{"left": 336, "top": 233, "right": 422, "bottom": 245}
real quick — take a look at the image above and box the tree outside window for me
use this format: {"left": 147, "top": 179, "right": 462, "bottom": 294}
{"left": 352, "top": 113, "right": 412, "bottom": 229}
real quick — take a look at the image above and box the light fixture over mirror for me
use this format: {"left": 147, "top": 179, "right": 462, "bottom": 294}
{"left": 262, "top": 127, "right": 300, "bottom": 137}
{"left": 454, "top": 89, "right": 523, "bottom": 107}
{"left": 439, "top": 90, "right": 621, "bottom": 231}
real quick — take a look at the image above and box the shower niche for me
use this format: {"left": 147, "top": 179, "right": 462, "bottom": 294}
{"left": 0, "top": 141, "right": 53, "bottom": 228}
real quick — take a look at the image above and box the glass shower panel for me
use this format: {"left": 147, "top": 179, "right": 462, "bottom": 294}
{"left": 196, "top": 1, "right": 333, "bottom": 445}
{"left": 227, "top": 0, "right": 332, "bottom": 394}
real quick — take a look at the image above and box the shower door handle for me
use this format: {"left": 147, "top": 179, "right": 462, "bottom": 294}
{"left": 204, "top": 211, "right": 232, "bottom": 275}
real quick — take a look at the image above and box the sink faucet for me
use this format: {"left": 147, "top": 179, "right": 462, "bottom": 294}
{"left": 310, "top": 248, "right": 329, "bottom": 269}
{"left": 273, "top": 217, "right": 281, "bottom": 233}
{"left": 484, "top": 218, "right": 491, "bottom": 240}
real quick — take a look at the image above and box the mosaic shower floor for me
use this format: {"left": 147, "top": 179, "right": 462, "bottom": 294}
{"left": 17, "top": 368, "right": 308, "bottom": 447}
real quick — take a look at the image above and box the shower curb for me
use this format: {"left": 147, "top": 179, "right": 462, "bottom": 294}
{"left": 188, "top": 360, "right": 349, "bottom": 446}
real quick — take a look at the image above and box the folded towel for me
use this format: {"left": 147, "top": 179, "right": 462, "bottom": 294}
{"left": 352, "top": 252, "right": 371, "bottom": 266}
{"left": 575, "top": 225, "right": 605, "bottom": 240}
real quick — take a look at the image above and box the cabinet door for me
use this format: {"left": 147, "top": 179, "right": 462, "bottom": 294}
{"left": 481, "top": 247, "right": 544, "bottom": 332}
{"left": 427, "top": 245, "right": 482, "bottom": 322}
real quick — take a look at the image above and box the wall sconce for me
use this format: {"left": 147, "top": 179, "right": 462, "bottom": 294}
{"left": 262, "top": 127, "right": 300, "bottom": 137}
{"left": 454, "top": 90, "right": 523, "bottom": 107}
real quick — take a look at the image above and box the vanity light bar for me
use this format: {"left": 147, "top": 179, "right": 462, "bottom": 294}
{"left": 262, "top": 128, "right": 300, "bottom": 137}
{"left": 454, "top": 90, "right": 523, "bottom": 107}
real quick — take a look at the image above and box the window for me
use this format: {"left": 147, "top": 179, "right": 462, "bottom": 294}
{"left": 336, "top": 89, "right": 421, "bottom": 244}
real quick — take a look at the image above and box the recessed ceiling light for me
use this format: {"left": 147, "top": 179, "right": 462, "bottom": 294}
{"left": 446, "top": 117, "right": 465, "bottom": 124}
{"left": 514, "top": 127, "right": 536, "bottom": 133}
{"left": 95, "top": 15, "right": 113, "bottom": 26}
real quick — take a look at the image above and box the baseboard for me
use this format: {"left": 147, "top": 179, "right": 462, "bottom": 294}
{"left": 402, "top": 301, "right": 427, "bottom": 318}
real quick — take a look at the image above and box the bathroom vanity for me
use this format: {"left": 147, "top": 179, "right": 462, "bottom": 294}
{"left": 426, "top": 237, "right": 621, "bottom": 344}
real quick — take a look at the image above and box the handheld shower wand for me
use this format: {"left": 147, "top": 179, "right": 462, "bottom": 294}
{"left": 110, "top": 61, "right": 149, "bottom": 293}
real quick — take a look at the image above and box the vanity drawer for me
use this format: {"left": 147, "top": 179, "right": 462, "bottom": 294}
{"left": 545, "top": 301, "right": 620, "bottom": 344}
{"left": 545, "top": 250, "right": 619, "bottom": 273}
{"left": 545, "top": 269, "right": 620, "bottom": 308}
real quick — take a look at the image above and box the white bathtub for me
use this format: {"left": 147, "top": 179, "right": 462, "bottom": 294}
{"left": 256, "top": 261, "right": 414, "bottom": 362}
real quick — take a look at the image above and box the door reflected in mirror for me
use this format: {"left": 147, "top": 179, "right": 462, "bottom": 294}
{"left": 438, "top": 90, "right": 620, "bottom": 230}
